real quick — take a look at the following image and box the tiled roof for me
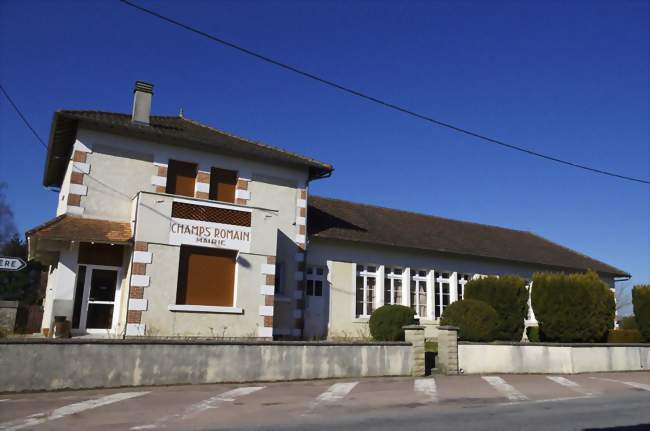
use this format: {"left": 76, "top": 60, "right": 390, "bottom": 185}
{"left": 26, "top": 215, "right": 132, "bottom": 244}
{"left": 43, "top": 110, "right": 333, "bottom": 187}
{"left": 308, "top": 196, "right": 628, "bottom": 277}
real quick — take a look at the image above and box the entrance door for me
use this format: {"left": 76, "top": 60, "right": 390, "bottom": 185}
{"left": 74, "top": 265, "right": 122, "bottom": 333}
{"left": 304, "top": 266, "right": 327, "bottom": 339}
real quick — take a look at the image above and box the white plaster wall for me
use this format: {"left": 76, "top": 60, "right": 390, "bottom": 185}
{"left": 140, "top": 244, "right": 268, "bottom": 337}
{"left": 55, "top": 160, "right": 73, "bottom": 216}
{"left": 83, "top": 145, "right": 156, "bottom": 221}
{"left": 458, "top": 343, "right": 650, "bottom": 374}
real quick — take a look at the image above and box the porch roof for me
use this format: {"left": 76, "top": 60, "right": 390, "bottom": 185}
{"left": 26, "top": 214, "right": 132, "bottom": 244}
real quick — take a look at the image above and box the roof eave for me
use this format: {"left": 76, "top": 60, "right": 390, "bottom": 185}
{"left": 43, "top": 112, "right": 79, "bottom": 188}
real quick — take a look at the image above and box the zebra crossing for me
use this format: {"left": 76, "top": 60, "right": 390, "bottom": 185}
{"left": 0, "top": 373, "right": 648, "bottom": 430}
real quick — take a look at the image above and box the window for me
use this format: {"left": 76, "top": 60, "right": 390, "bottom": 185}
{"left": 384, "top": 267, "right": 403, "bottom": 306}
{"left": 306, "top": 266, "right": 325, "bottom": 297}
{"left": 209, "top": 167, "right": 237, "bottom": 203}
{"left": 356, "top": 265, "right": 377, "bottom": 317}
{"left": 457, "top": 273, "right": 470, "bottom": 300}
{"left": 176, "top": 246, "right": 236, "bottom": 306}
{"left": 434, "top": 271, "right": 451, "bottom": 319}
{"left": 410, "top": 269, "right": 428, "bottom": 318}
{"left": 166, "top": 160, "right": 197, "bottom": 197}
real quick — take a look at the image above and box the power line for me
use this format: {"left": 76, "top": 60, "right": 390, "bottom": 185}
{"left": 0, "top": 84, "right": 48, "bottom": 150}
{"left": 119, "top": 0, "right": 650, "bottom": 186}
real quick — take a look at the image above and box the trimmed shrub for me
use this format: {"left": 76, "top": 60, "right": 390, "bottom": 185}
{"left": 632, "top": 285, "right": 650, "bottom": 342}
{"left": 464, "top": 275, "right": 528, "bottom": 341}
{"left": 369, "top": 305, "right": 417, "bottom": 341}
{"left": 440, "top": 299, "right": 499, "bottom": 342}
{"left": 607, "top": 329, "right": 644, "bottom": 343}
{"left": 531, "top": 271, "right": 615, "bottom": 342}
{"left": 526, "top": 326, "right": 541, "bottom": 342}
{"left": 619, "top": 315, "right": 638, "bottom": 330}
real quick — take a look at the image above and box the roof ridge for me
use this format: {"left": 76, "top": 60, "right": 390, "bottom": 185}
{"left": 310, "top": 194, "right": 528, "bottom": 234}
{"left": 59, "top": 109, "right": 179, "bottom": 120}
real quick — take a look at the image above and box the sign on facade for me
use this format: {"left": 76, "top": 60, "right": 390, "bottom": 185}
{"left": 0, "top": 257, "right": 27, "bottom": 272}
{"left": 169, "top": 219, "right": 252, "bottom": 252}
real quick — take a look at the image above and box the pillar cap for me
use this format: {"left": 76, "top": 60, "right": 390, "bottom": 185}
{"left": 437, "top": 325, "right": 459, "bottom": 331}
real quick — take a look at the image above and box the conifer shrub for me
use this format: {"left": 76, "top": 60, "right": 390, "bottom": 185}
{"left": 526, "top": 326, "right": 541, "bottom": 342}
{"left": 440, "top": 299, "right": 499, "bottom": 342}
{"left": 531, "top": 271, "right": 615, "bottom": 342}
{"left": 632, "top": 285, "right": 650, "bottom": 342}
{"left": 369, "top": 305, "right": 417, "bottom": 341}
{"left": 464, "top": 275, "right": 528, "bottom": 341}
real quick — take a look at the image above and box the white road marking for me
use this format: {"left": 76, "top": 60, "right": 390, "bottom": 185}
{"left": 547, "top": 376, "right": 594, "bottom": 396}
{"left": 482, "top": 376, "right": 528, "bottom": 401}
{"left": 130, "top": 386, "right": 264, "bottom": 430}
{"left": 305, "top": 382, "right": 358, "bottom": 414}
{"left": 589, "top": 377, "right": 650, "bottom": 391}
{"left": 0, "top": 392, "right": 149, "bottom": 431}
{"left": 414, "top": 378, "right": 438, "bottom": 403}
{"left": 499, "top": 394, "right": 592, "bottom": 406}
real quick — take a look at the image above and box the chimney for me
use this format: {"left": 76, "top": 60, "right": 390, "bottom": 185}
{"left": 131, "top": 81, "right": 154, "bottom": 124}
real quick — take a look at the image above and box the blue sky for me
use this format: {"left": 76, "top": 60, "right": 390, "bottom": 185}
{"left": 1, "top": 1, "right": 648, "bottom": 312}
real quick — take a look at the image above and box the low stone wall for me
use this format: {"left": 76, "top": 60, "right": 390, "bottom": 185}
{"left": 0, "top": 339, "right": 412, "bottom": 393}
{"left": 458, "top": 342, "right": 650, "bottom": 374}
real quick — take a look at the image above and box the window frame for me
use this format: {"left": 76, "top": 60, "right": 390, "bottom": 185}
{"left": 383, "top": 267, "right": 404, "bottom": 306}
{"left": 209, "top": 167, "right": 238, "bottom": 203}
{"left": 306, "top": 265, "right": 326, "bottom": 297}
{"left": 165, "top": 159, "right": 198, "bottom": 198}
{"left": 174, "top": 245, "right": 239, "bottom": 310}
{"left": 355, "top": 264, "right": 378, "bottom": 318}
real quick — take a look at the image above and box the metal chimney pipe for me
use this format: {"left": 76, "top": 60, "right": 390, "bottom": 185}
{"left": 131, "top": 81, "right": 154, "bottom": 124}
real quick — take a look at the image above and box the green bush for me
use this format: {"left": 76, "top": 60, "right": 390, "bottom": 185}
{"left": 464, "top": 275, "right": 528, "bottom": 341}
{"left": 440, "top": 299, "right": 499, "bottom": 342}
{"left": 607, "top": 329, "right": 644, "bottom": 343}
{"left": 369, "top": 305, "right": 417, "bottom": 341}
{"left": 531, "top": 270, "right": 615, "bottom": 342}
{"left": 526, "top": 326, "right": 541, "bottom": 342}
{"left": 619, "top": 315, "right": 638, "bottom": 330}
{"left": 632, "top": 285, "right": 650, "bottom": 342}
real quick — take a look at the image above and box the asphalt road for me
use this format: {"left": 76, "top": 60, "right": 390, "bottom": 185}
{"left": 1, "top": 371, "right": 648, "bottom": 430}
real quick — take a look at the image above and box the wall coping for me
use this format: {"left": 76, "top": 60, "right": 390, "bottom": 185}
{"left": 0, "top": 301, "right": 19, "bottom": 308}
{"left": 459, "top": 341, "right": 650, "bottom": 348}
{"left": 0, "top": 338, "right": 410, "bottom": 347}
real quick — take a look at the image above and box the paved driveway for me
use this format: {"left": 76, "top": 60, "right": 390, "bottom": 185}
{"left": 0, "top": 371, "right": 648, "bottom": 430}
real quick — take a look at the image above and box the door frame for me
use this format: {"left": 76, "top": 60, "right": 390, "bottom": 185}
{"left": 75, "top": 264, "right": 123, "bottom": 335}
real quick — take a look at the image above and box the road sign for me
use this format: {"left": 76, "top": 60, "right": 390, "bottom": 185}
{"left": 0, "top": 256, "right": 27, "bottom": 271}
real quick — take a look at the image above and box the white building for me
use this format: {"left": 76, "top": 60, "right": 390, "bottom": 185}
{"left": 27, "top": 81, "right": 629, "bottom": 340}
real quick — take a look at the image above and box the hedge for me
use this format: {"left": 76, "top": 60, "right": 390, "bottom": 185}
{"left": 632, "top": 285, "right": 650, "bottom": 342}
{"left": 607, "top": 329, "right": 644, "bottom": 343}
{"left": 440, "top": 299, "right": 499, "bottom": 342}
{"left": 531, "top": 270, "right": 614, "bottom": 342}
{"left": 619, "top": 315, "right": 638, "bottom": 330}
{"left": 369, "top": 305, "right": 417, "bottom": 341}
{"left": 464, "top": 275, "right": 528, "bottom": 341}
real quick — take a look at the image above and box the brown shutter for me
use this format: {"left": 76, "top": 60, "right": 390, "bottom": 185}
{"left": 209, "top": 168, "right": 237, "bottom": 203}
{"left": 177, "top": 246, "right": 236, "bottom": 306}
{"left": 166, "top": 160, "right": 197, "bottom": 197}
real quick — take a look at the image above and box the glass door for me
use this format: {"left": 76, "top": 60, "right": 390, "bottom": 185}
{"left": 75, "top": 265, "right": 122, "bottom": 333}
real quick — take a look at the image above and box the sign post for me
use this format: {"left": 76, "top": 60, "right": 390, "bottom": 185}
{"left": 0, "top": 257, "right": 27, "bottom": 272}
